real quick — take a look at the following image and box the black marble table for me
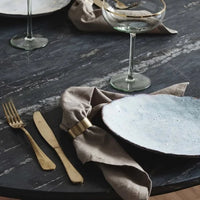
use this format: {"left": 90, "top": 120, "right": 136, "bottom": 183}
{"left": 0, "top": 0, "right": 200, "bottom": 199}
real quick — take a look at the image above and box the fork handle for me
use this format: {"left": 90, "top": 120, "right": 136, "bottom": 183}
{"left": 21, "top": 127, "right": 56, "bottom": 170}
{"left": 55, "top": 147, "right": 84, "bottom": 183}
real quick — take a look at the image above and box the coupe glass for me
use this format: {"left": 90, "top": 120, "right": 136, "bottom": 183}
{"left": 102, "top": 0, "right": 166, "bottom": 92}
{"left": 10, "top": 0, "right": 48, "bottom": 51}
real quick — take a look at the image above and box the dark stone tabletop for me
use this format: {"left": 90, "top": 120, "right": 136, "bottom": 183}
{"left": 0, "top": 0, "right": 200, "bottom": 199}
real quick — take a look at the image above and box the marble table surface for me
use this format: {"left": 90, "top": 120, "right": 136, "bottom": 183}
{"left": 0, "top": 0, "right": 200, "bottom": 199}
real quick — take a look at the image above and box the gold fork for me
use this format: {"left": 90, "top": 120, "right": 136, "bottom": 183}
{"left": 2, "top": 101, "right": 56, "bottom": 170}
{"left": 90, "top": 0, "right": 138, "bottom": 9}
{"left": 113, "top": 0, "right": 138, "bottom": 9}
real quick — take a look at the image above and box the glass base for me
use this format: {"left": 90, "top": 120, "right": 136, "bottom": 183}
{"left": 10, "top": 34, "right": 48, "bottom": 50}
{"left": 110, "top": 72, "right": 151, "bottom": 92}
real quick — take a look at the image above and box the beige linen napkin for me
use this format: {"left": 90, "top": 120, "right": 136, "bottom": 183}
{"left": 68, "top": 0, "right": 178, "bottom": 34}
{"left": 60, "top": 82, "right": 189, "bottom": 200}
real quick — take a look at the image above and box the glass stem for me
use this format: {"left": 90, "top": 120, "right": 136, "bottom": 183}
{"left": 127, "top": 33, "right": 136, "bottom": 81}
{"left": 26, "top": 0, "right": 33, "bottom": 39}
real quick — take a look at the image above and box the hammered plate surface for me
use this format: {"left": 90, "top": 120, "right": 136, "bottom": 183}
{"left": 102, "top": 94, "right": 200, "bottom": 157}
{"left": 0, "top": 0, "right": 71, "bottom": 16}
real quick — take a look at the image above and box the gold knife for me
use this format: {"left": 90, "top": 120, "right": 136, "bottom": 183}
{"left": 33, "top": 111, "right": 84, "bottom": 184}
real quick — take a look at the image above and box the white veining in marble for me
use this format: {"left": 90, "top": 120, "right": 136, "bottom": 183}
{"left": 34, "top": 176, "right": 64, "bottom": 190}
{"left": 0, "top": 167, "right": 15, "bottom": 177}
{"left": 86, "top": 37, "right": 200, "bottom": 87}
{"left": 19, "top": 158, "right": 33, "bottom": 165}
{"left": 81, "top": 49, "right": 99, "bottom": 58}
{"left": 4, "top": 144, "right": 21, "bottom": 153}
{"left": 1, "top": 37, "right": 199, "bottom": 122}
{"left": 17, "top": 96, "right": 60, "bottom": 116}
{"left": 184, "top": 1, "right": 200, "bottom": 8}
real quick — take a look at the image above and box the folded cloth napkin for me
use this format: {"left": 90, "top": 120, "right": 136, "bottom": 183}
{"left": 60, "top": 82, "right": 189, "bottom": 200}
{"left": 68, "top": 0, "right": 178, "bottom": 34}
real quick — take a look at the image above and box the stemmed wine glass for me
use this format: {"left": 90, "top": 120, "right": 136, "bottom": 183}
{"left": 10, "top": 0, "right": 48, "bottom": 51}
{"left": 102, "top": 0, "right": 166, "bottom": 92}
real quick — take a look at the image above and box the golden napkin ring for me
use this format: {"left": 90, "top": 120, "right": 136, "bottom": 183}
{"left": 68, "top": 118, "right": 92, "bottom": 138}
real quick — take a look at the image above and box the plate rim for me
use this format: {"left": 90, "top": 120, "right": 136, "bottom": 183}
{"left": 0, "top": 0, "right": 71, "bottom": 17}
{"left": 102, "top": 94, "right": 200, "bottom": 158}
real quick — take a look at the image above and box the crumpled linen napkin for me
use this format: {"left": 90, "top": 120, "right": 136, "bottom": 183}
{"left": 60, "top": 82, "right": 189, "bottom": 200}
{"left": 68, "top": 0, "right": 178, "bottom": 34}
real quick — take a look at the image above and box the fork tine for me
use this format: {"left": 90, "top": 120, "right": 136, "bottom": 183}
{"left": 8, "top": 101, "right": 21, "bottom": 122}
{"left": 2, "top": 103, "right": 13, "bottom": 123}
{"left": 2, "top": 103, "right": 10, "bottom": 123}
{"left": 10, "top": 100, "right": 21, "bottom": 121}
{"left": 8, "top": 101, "right": 17, "bottom": 123}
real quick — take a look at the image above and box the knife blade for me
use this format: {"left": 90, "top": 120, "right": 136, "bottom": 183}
{"left": 33, "top": 111, "right": 84, "bottom": 184}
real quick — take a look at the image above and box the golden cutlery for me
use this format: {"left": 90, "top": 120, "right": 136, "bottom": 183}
{"left": 93, "top": 0, "right": 104, "bottom": 7}
{"left": 114, "top": 0, "right": 138, "bottom": 9}
{"left": 91, "top": 0, "right": 138, "bottom": 9}
{"left": 115, "top": 0, "right": 138, "bottom": 9}
{"left": 2, "top": 101, "right": 56, "bottom": 170}
{"left": 33, "top": 111, "right": 84, "bottom": 184}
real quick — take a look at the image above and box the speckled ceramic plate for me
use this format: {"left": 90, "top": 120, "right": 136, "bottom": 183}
{"left": 0, "top": 0, "right": 71, "bottom": 17}
{"left": 102, "top": 94, "right": 200, "bottom": 157}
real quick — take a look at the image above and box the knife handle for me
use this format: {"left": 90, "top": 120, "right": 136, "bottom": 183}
{"left": 21, "top": 127, "right": 56, "bottom": 170}
{"left": 55, "top": 147, "right": 84, "bottom": 183}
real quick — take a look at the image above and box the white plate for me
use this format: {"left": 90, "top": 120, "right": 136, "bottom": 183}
{"left": 0, "top": 0, "right": 71, "bottom": 16}
{"left": 102, "top": 94, "right": 200, "bottom": 157}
